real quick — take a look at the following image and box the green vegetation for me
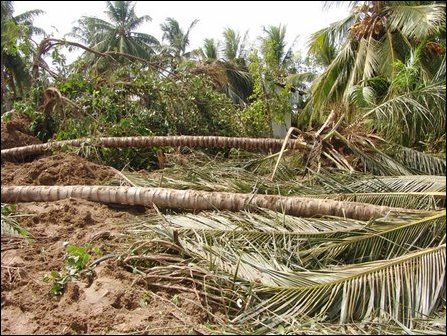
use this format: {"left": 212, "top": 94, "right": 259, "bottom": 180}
{"left": 1, "top": 203, "right": 30, "bottom": 237}
{"left": 43, "top": 243, "right": 100, "bottom": 296}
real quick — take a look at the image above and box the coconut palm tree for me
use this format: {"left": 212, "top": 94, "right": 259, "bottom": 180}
{"left": 1, "top": 0, "right": 44, "bottom": 109}
{"left": 72, "top": 1, "right": 159, "bottom": 59}
{"left": 305, "top": 1, "right": 446, "bottom": 146}
{"left": 248, "top": 25, "right": 298, "bottom": 137}
{"left": 0, "top": 184, "right": 426, "bottom": 221}
{"left": 159, "top": 17, "right": 198, "bottom": 64}
{"left": 117, "top": 165, "right": 445, "bottom": 332}
{"left": 222, "top": 28, "right": 248, "bottom": 65}
{"left": 261, "top": 25, "right": 296, "bottom": 78}
{"left": 192, "top": 29, "right": 252, "bottom": 106}
{"left": 201, "top": 38, "right": 219, "bottom": 60}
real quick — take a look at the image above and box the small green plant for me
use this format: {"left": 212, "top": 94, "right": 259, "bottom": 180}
{"left": 44, "top": 243, "right": 100, "bottom": 296}
{"left": 1, "top": 203, "right": 30, "bottom": 237}
{"left": 172, "top": 294, "right": 181, "bottom": 306}
{"left": 139, "top": 291, "right": 152, "bottom": 307}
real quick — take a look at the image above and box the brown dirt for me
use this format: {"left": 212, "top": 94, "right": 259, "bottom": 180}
{"left": 1, "top": 114, "right": 41, "bottom": 150}
{"left": 1, "top": 153, "right": 117, "bottom": 186}
{"left": 1, "top": 154, "right": 221, "bottom": 334}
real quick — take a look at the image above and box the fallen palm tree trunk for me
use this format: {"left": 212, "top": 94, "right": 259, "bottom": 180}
{"left": 1, "top": 185, "right": 416, "bottom": 221}
{"left": 0, "top": 136, "right": 310, "bottom": 160}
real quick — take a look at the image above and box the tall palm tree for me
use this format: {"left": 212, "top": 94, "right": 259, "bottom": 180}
{"left": 1, "top": 0, "right": 44, "bottom": 109}
{"left": 249, "top": 25, "right": 297, "bottom": 137}
{"left": 305, "top": 1, "right": 446, "bottom": 146}
{"left": 261, "top": 25, "right": 296, "bottom": 78}
{"left": 222, "top": 28, "right": 248, "bottom": 65}
{"left": 201, "top": 38, "right": 219, "bottom": 60}
{"left": 72, "top": 1, "right": 159, "bottom": 59}
{"left": 192, "top": 29, "right": 252, "bottom": 106}
{"left": 160, "top": 17, "right": 198, "bottom": 63}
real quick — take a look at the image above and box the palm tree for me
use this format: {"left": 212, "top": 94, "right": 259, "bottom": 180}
{"left": 119, "top": 166, "right": 445, "bottom": 331}
{"left": 201, "top": 38, "right": 219, "bottom": 60}
{"left": 261, "top": 25, "right": 295, "bottom": 78}
{"left": 192, "top": 29, "right": 252, "bottom": 106}
{"left": 0, "top": 134, "right": 310, "bottom": 159}
{"left": 72, "top": 1, "right": 159, "bottom": 59}
{"left": 1, "top": 184, "right": 420, "bottom": 221}
{"left": 159, "top": 17, "right": 198, "bottom": 64}
{"left": 248, "top": 25, "right": 297, "bottom": 137}
{"left": 305, "top": 1, "right": 446, "bottom": 146}
{"left": 222, "top": 28, "right": 248, "bottom": 65}
{"left": 1, "top": 0, "right": 44, "bottom": 109}
{"left": 3, "top": 171, "right": 444, "bottom": 330}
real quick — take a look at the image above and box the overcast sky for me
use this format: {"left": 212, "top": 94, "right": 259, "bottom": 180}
{"left": 14, "top": 1, "right": 350, "bottom": 60}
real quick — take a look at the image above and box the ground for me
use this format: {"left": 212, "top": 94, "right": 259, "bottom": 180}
{"left": 1, "top": 117, "right": 220, "bottom": 335}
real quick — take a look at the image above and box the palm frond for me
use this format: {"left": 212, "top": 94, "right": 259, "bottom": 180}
{"left": 385, "top": 145, "right": 446, "bottom": 176}
{"left": 363, "top": 76, "right": 446, "bottom": 146}
{"left": 300, "top": 211, "right": 446, "bottom": 267}
{"left": 235, "top": 244, "right": 446, "bottom": 328}
{"left": 115, "top": 152, "right": 304, "bottom": 195}
{"left": 343, "top": 175, "right": 446, "bottom": 193}
{"left": 1, "top": 204, "right": 30, "bottom": 237}
{"left": 386, "top": 4, "right": 446, "bottom": 41}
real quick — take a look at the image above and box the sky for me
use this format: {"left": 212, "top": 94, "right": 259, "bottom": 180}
{"left": 14, "top": 1, "right": 350, "bottom": 62}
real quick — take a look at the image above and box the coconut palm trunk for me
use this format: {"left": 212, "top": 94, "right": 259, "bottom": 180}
{"left": 0, "top": 135, "right": 310, "bottom": 160}
{"left": 1, "top": 185, "right": 415, "bottom": 221}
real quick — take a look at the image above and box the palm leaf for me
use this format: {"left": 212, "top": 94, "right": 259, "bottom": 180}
{"left": 1, "top": 203, "right": 30, "bottom": 237}
{"left": 386, "top": 145, "right": 446, "bottom": 176}
{"left": 234, "top": 244, "right": 446, "bottom": 328}
{"left": 344, "top": 175, "right": 446, "bottom": 193}
{"left": 300, "top": 211, "right": 446, "bottom": 266}
{"left": 386, "top": 4, "right": 446, "bottom": 41}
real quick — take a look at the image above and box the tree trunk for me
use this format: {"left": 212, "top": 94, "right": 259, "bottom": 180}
{"left": 1, "top": 135, "right": 310, "bottom": 160}
{"left": 1, "top": 185, "right": 413, "bottom": 221}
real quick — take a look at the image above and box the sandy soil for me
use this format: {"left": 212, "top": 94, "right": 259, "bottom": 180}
{"left": 1, "top": 153, "right": 116, "bottom": 186}
{"left": 1, "top": 114, "right": 42, "bottom": 150}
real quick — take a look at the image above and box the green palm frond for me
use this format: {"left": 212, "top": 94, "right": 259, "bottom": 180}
{"left": 202, "top": 38, "right": 219, "bottom": 60}
{"left": 305, "top": 39, "right": 356, "bottom": 121}
{"left": 385, "top": 145, "right": 446, "bottom": 176}
{"left": 222, "top": 28, "right": 248, "bottom": 62}
{"left": 344, "top": 175, "right": 446, "bottom": 193}
{"left": 302, "top": 173, "right": 445, "bottom": 209}
{"left": 300, "top": 211, "right": 445, "bottom": 266}
{"left": 1, "top": 203, "right": 30, "bottom": 237}
{"left": 363, "top": 81, "right": 446, "bottom": 147}
{"left": 386, "top": 4, "right": 446, "bottom": 41}
{"left": 307, "top": 12, "right": 359, "bottom": 53}
{"left": 234, "top": 244, "right": 445, "bottom": 329}
{"left": 13, "top": 9, "right": 45, "bottom": 24}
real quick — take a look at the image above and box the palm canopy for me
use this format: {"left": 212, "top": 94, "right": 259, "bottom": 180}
{"left": 305, "top": 1, "right": 446, "bottom": 146}
{"left": 222, "top": 27, "right": 248, "bottom": 65}
{"left": 72, "top": 1, "right": 159, "bottom": 58}
{"left": 201, "top": 38, "right": 219, "bottom": 60}
{"left": 192, "top": 29, "right": 253, "bottom": 105}
{"left": 160, "top": 17, "right": 198, "bottom": 60}
{"left": 261, "top": 25, "right": 296, "bottom": 77}
{"left": 1, "top": 0, "right": 44, "bottom": 107}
